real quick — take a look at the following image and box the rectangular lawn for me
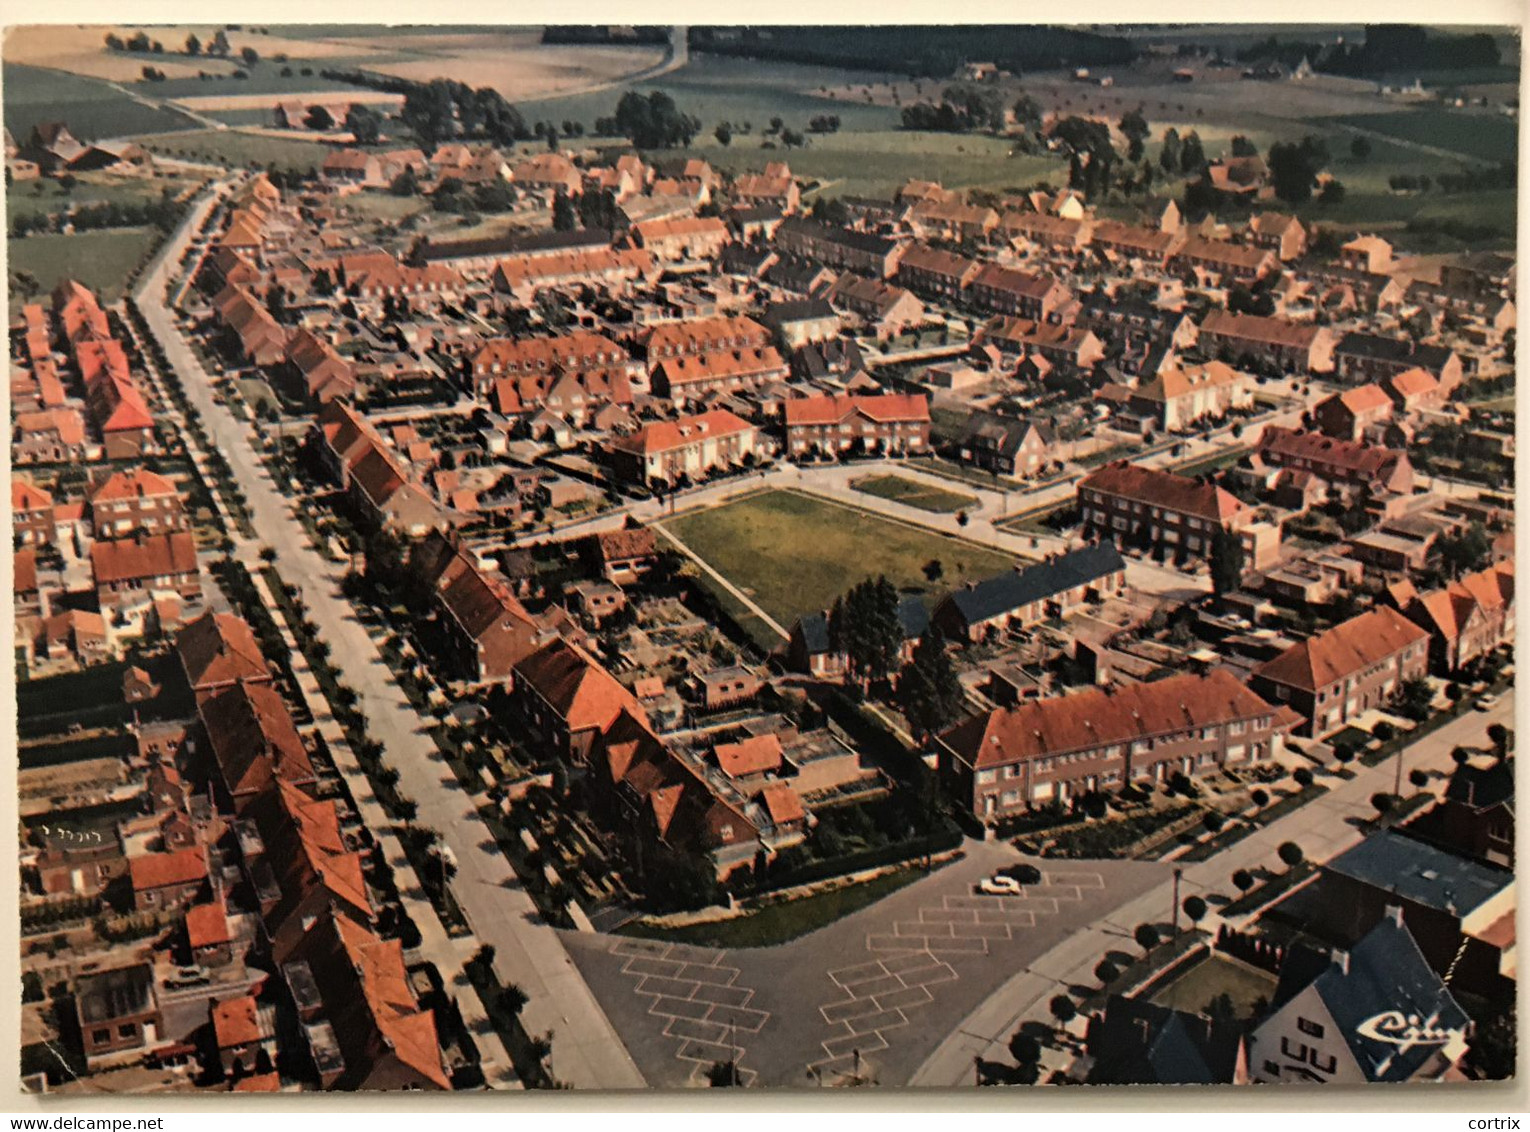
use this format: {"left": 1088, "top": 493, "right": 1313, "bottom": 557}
{"left": 7, "top": 227, "right": 162, "bottom": 315}
{"left": 662, "top": 489, "right": 1018, "bottom": 631}
{"left": 852, "top": 474, "right": 977, "bottom": 514}
{"left": 1150, "top": 954, "right": 1278, "bottom": 1018}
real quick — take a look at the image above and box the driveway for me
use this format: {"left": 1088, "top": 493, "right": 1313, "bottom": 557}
{"left": 563, "top": 838, "right": 1163, "bottom": 1087}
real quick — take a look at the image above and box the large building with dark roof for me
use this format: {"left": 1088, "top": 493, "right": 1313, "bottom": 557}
{"left": 931, "top": 544, "right": 1125, "bottom": 644}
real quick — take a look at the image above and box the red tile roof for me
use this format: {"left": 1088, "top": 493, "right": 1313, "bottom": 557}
{"left": 90, "top": 468, "right": 177, "bottom": 505}
{"left": 942, "top": 668, "right": 1282, "bottom": 770}
{"left": 714, "top": 733, "right": 784, "bottom": 778}
{"left": 609, "top": 409, "right": 755, "bottom": 458}
{"left": 187, "top": 899, "right": 232, "bottom": 950}
{"left": 514, "top": 639, "right": 645, "bottom": 734}
{"left": 178, "top": 612, "right": 269, "bottom": 692}
{"left": 91, "top": 531, "right": 198, "bottom": 586}
{"left": 12, "top": 478, "right": 53, "bottom": 512}
{"left": 1079, "top": 461, "right": 1244, "bottom": 524}
{"left": 759, "top": 782, "right": 806, "bottom": 826}
{"left": 333, "top": 916, "right": 450, "bottom": 1090}
{"left": 212, "top": 994, "right": 268, "bottom": 1050}
{"left": 129, "top": 846, "right": 208, "bottom": 892}
{"left": 198, "top": 680, "right": 315, "bottom": 797}
{"left": 783, "top": 392, "right": 930, "bottom": 427}
{"left": 1252, "top": 606, "right": 1429, "bottom": 693}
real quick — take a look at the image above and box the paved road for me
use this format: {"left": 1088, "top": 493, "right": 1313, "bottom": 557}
{"left": 135, "top": 186, "right": 645, "bottom": 1090}
{"left": 910, "top": 695, "right": 1514, "bottom": 1085}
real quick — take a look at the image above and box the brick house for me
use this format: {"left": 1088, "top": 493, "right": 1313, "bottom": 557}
{"left": 198, "top": 678, "right": 317, "bottom": 812}
{"left": 1255, "top": 427, "right": 1414, "bottom": 495}
{"left": 88, "top": 469, "right": 186, "bottom": 539}
{"left": 128, "top": 845, "right": 209, "bottom": 911}
{"left": 511, "top": 639, "right": 646, "bottom": 764}
{"left": 895, "top": 245, "right": 981, "bottom": 300}
{"left": 1332, "top": 334, "right": 1463, "bottom": 393}
{"left": 1197, "top": 310, "right": 1335, "bottom": 374}
{"left": 1246, "top": 213, "right": 1307, "bottom": 261}
{"left": 177, "top": 612, "right": 271, "bottom": 696}
{"left": 968, "top": 264, "right": 1071, "bottom": 322}
{"left": 589, "top": 526, "right": 660, "bottom": 585}
{"left": 936, "top": 668, "right": 1292, "bottom": 823}
{"left": 1170, "top": 237, "right": 1279, "bottom": 285}
{"left": 1387, "top": 560, "right": 1515, "bottom": 673}
{"left": 774, "top": 219, "right": 907, "bottom": 277}
{"left": 1078, "top": 461, "right": 1276, "bottom": 568}
{"left": 955, "top": 414, "right": 1053, "bottom": 477}
{"left": 1311, "top": 385, "right": 1393, "bottom": 441}
{"left": 782, "top": 392, "right": 930, "bottom": 456}
{"left": 75, "top": 965, "right": 161, "bottom": 1067}
{"left": 826, "top": 274, "right": 925, "bottom": 340}
{"left": 636, "top": 314, "right": 770, "bottom": 363}
{"left": 631, "top": 215, "right": 731, "bottom": 261}
{"left": 931, "top": 543, "right": 1126, "bottom": 644}
{"left": 607, "top": 409, "right": 759, "bottom": 484}
{"left": 411, "top": 531, "right": 542, "bottom": 682}
{"left": 650, "top": 347, "right": 788, "bottom": 404}
{"left": 92, "top": 531, "right": 202, "bottom": 616}
{"left": 12, "top": 478, "right": 55, "bottom": 546}
{"left": 1249, "top": 605, "right": 1430, "bottom": 736}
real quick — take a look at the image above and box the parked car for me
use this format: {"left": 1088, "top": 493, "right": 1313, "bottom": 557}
{"left": 996, "top": 863, "right": 1042, "bottom": 887}
{"left": 977, "top": 875, "right": 1023, "bottom": 896}
{"left": 1475, "top": 694, "right": 1499, "bottom": 712}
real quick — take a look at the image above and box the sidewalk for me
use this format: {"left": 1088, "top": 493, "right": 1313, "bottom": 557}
{"left": 910, "top": 696, "right": 1512, "bottom": 1086}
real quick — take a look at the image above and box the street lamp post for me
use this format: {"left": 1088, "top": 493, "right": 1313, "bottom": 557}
{"left": 1171, "top": 866, "right": 1183, "bottom": 934}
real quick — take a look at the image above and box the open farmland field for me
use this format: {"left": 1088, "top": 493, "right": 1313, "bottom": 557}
{"left": 1, "top": 62, "right": 198, "bottom": 140}
{"left": 6, "top": 170, "right": 202, "bottom": 227}
{"left": 362, "top": 40, "right": 667, "bottom": 102}
{"left": 662, "top": 489, "right": 1018, "bottom": 631}
{"left": 518, "top": 53, "right": 906, "bottom": 134}
{"left": 654, "top": 131, "right": 1067, "bottom": 202}
{"left": 1334, "top": 109, "right": 1519, "bottom": 163}
{"left": 138, "top": 127, "right": 335, "bottom": 172}
{"left": 6, "top": 227, "right": 162, "bottom": 315}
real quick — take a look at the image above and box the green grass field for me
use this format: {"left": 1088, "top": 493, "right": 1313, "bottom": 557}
{"left": 2, "top": 62, "right": 197, "bottom": 141}
{"left": 150, "top": 63, "right": 388, "bottom": 101}
{"left": 1151, "top": 953, "right": 1278, "bottom": 1018}
{"left": 851, "top": 474, "right": 978, "bottom": 514}
{"left": 139, "top": 128, "right": 335, "bottom": 172}
{"left": 6, "top": 172, "right": 201, "bottom": 226}
{"left": 7, "top": 226, "right": 162, "bottom": 314}
{"left": 662, "top": 489, "right": 1018, "bottom": 630}
{"left": 1336, "top": 109, "right": 1519, "bottom": 163}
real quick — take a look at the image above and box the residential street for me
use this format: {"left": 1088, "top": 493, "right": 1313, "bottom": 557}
{"left": 909, "top": 695, "right": 1514, "bottom": 1086}
{"left": 135, "top": 187, "right": 646, "bottom": 1090}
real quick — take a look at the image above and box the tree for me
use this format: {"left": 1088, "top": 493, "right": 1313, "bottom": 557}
{"left": 922, "top": 558, "right": 944, "bottom": 582}
{"left": 1012, "top": 94, "right": 1043, "bottom": 134}
{"left": 185, "top": 33, "right": 201, "bottom": 55}
{"left": 1118, "top": 107, "right": 1149, "bottom": 163}
{"left": 1293, "top": 767, "right": 1314, "bottom": 788}
{"left": 956, "top": 510, "right": 970, "bottom": 527}
{"left": 1230, "top": 134, "right": 1259, "bottom": 157}
{"left": 1133, "top": 923, "right": 1160, "bottom": 953}
{"left": 304, "top": 105, "right": 335, "bottom": 132}
{"left": 1437, "top": 522, "right": 1492, "bottom": 578}
{"left": 1320, "top": 179, "right": 1346, "bottom": 204}
{"left": 780, "top": 128, "right": 806, "bottom": 149}
{"left": 714, "top": 123, "right": 732, "bottom": 147}
{"left": 898, "top": 628, "right": 965, "bottom": 740}
{"left": 497, "top": 983, "right": 528, "bottom": 1017}
{"left": 1267, "top": 135, "right": 1330, "bottom": 204}
{"left": 473, "top": 944, "right": 496, "bottom": 969}
{"left": 1094, "top": 959, "right": 1121, "bottom": 985}
{"left": 1159, "top": 127, "right": 1182, "bottom": 173}
{"left": 706, "top": 1060, "right": 742, "bottom": 1087}
{"left": 1009, "top": 1031, "right": 1042, "bottom": 1066}
{"left": 1277, "top": 841, "right": 1304, "bottom": 868}
{"left": 1487, "top": 723, "right": 1511, "bottom": 759}
{"left": 1392, "top": 676, "right": 1434, "bottom": 723}
{"left": 346, "top": 104, "right": 382, "bottom": 146}
{"left": 1049, "top": 994, "right": 1077, "bottom": 1027}
{"left": 1209, "top": 526, "right": 1246, "bottom": 598}
{"left": 832, "top": 576, "right": 904, "bottom": 687}
{"left": 552, "top": 191, "right": 577, "bottom": 232}
{"left": 390, "top": 165, "right": 421, "bottom": 197}
{"left": 1350, "top": 135, "right": 1372, "bottom": 160}
{"left": 393, "top": 798, "right": 418, "bottom": 825}
{"left": 1250, "top": 788, "right": 1269, "bottom": 808}
{"left": 1409, "top": 768, "right": 1430, "bottom": 789}
{"left": 1179, "top": 130, "right": 1205, "bottom": 174}
{"left": 258, "top": 546, "right": 277, "bottom": 564}
{"left": 1371, "top": 792, "right": 1398, "bottom": 817}
{"left": 1182, "top": 895, "right": 1207, "bottom": 924}
{"left": 240, "top": 46, "right": 259, "bottom": 65}
{"left": 612, "top": 89, "right": 700, "bottom": 149}
{"left": 1232, "top": 868, "right": 1255, "bottom": 893}
{"left": 1202, "top": 811, "right": 1226, "bottom": 833}
{"left": 209, "top": 30, "right": 230, "bottom": 56}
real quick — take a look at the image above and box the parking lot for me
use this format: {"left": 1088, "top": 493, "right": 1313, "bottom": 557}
{"left": 564, "top": 839, "right": 1164, "bottom": 1087}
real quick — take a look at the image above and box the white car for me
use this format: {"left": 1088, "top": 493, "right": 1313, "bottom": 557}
{"left": 978, "top": 875, "right": 1023, "bottom": 896}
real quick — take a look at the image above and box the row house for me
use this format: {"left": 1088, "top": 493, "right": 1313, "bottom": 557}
{"left": 198, "top": 678, "right": 317, "bottom": 813}
{"left": 1169, "top": 237, "right": 1279, "bottom": 285}
{"left": 650, "top": 346, "right": 789, "bottom": 403}
{"left": 54, "top": 279, "right": 111, "bottom": 343}
{"left": 177, "top": 611, "right": 272, "bottom": 696}
{"left": 14, "top": 408, "right": 89, "bottom": 464}
{"left": 214, "top": 285, "right": 287, "bottom": 368}
{"left": 415, "top": 227, "right": 611, "bottom": 275}
{"left": 906, "top": 198, "right": 999, "bottom": 243}
{"left": 1078, "top": 460, "right": 1278, "bottom": 568}
{"left": 1245, "top": 212, "right": 1307, "bottom": 261}
{"left": 1255, "top": 426, "right": 1414, "bottom": 495}
{"left": 1386, "top": 367, "right": 1447, "bottom": 414}
{"left": 825, "top": 274, "right": 925, "bottom": 340}
{"left": 411, "top": 531, "right": 543, "bottom": 682}
{"left": 511, "top": 152, "right": 582, "bottom": 197}
{"left": 1250, "top": 605, "right": 1430, "bottom": 736}
{"left": 999, "top": 211, "right": 1093, "bottom": 252}
{"left": 1340, "top": 235, "right": 1393, "bottom": 274}
{"left": 1090, "top": 221, "right": 1185, "bottom": 268}
{"left": 489, "top": 246, "right": 656, "bottom": 299}
{"left": 310, "top": 400, "right": 457, "bottom": 535}
{"left": 88, "top": 468, "right": 186, "bottom": 539}
{"left": 630, "top": 215, "right": 731, "bottom": 261}
{"left": 980, "top": 316, "right": 1105, "bottom": 371}
{"left": 321, "top": 149, "right": 388, "bottom": 188}
{"left": 467, "top": 330, "right": 629, "bottom": 390}
{"left": 1387, "top": 560, "right": 1515, "bottom": 674}
{"left": 91, "top": 530, "right": 202, "bottom": 617}
{"left": 936, "top": 668, "right": 1292, "bottom": 823}
{"left": 1332, "top": 333, "right": 1464, "bottom": 393}
{"left": 325, "top": 252, "right": 465, "bottom": 300}
{"left": 931, "top": 543, "right": 1126, "bottom": 644}
{"left": 781, "top": 392, "right": 931, "bottom": 456}
{"left": 731, "top": 164, "right": 800, "bottom": 213}
{"left": 895, "top": 245, "right": 981, "bottom": 301}
{"left": 128, "top": 846, "right": 209, "bottom": 913}
{"left": 954, "top": 414, "right": 1054, "bottom": 478}
{"left": 774, "top": 218, "right": 907, "bottom": 278}
{"left": 761, "top": 299, "right": 840, "bottom": 349}
{"left": 286, "top": 328, "right": 357, "bottom": 404}
{"left": 490, "top": 366, "right": 633, "bottom": 425}
{"left": 1124, "top": 361, "right": 1249, "bottom": 433}
{"left": 789, "top": 593, "right": 928, "bottom": 681}
{"left": 87, "top": 370, "right": 156, "bottom": 459}
{"left": 1197, "top": 309, "right": 1335, "bottom": 374}
{"left": 636, "top": 314, "right": 770, "bottom": 362}
{"left": 968, "top": 264, "right": 1072, "bottom": 323}
{"left": 510, "top": 638, "right": 647, "bottom": 765}
{"left": 607, "top": 408, "right": 760, "bottom": 485}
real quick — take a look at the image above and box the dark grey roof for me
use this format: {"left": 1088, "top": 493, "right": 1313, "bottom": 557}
{"left": 727, "top": 205, "right": 783, "bottom": 225}
{"left": 1444, "top": 757, "right": 1514, "bottom": 812}
{"left": 897, "top": 594, "right": 930, "bottom": 640}
{"left": 1322, "top": 828, "right": 1511, "bottom": 917}
{"left": 1334, "top": 332, "right": 1455, "bottom": 370}
{"left": 777, "top": 218, "right": 901, "bottom": 256}
{"left": 1085, "top": 995, "right": 1240, "bottom": 1085}
{"left": 76, "top": 964, "right": 154, "bottom": 1022}
{"left": 941, "top": 543, "right": 1123, "bottom": 627}
{"left": 796, "top": 611, "right": 830, "bottom": 655}
{"left": 419, "top": 227, "right": 611, "bottom": 262}
{"left": 1270, "top": 912, "right": 1471, "bottom": 1083}
{"left": 959, "top": 412, "right": 1052, "bottom": 458}
{"left": 764, "top": 298, "right": 836, "bottom": 326}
